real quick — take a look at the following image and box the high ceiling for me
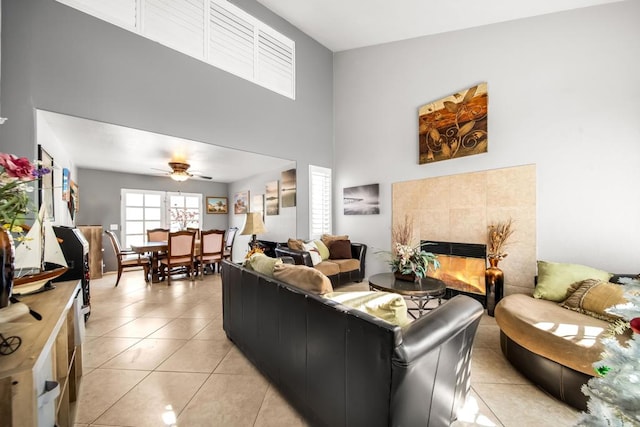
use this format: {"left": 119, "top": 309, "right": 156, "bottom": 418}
{"left": 38, "top": 111, "right": 293, "bottom": 183}
{"left": 257, "top": 0, "right": 623, "bottom": 51}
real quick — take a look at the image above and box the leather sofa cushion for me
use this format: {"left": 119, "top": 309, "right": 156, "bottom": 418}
{"left": 495, "top": 293, "right": 630, "bottom": 375}
{"left": 330, "top": 258, "right": 360, "bottom": 273}
{"left": 315, "top": 261, "right": 340, "bottom": 277}
{"left": 273, "top": 263, "right": 333, "bottom": 295}
{"left": 329, "top": 239, "right": 352, "bottom": 259}
{"left": 324, "top": 291, "right": 410, "bottom": 326}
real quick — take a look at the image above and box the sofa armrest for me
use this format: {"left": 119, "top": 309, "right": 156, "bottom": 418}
{"left": 274, "top": 246, "right": 314, "bottom": 267}
{"left": 351, "top": 243, "right": 367, "bottom": 278}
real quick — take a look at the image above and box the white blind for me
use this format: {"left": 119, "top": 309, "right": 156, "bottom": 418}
{"left": 209, "top": 1, "right": 254, "bottom": 80}
{"left": 144, "top": 0, "right": 205, "bottom": 59}
{"left": 309, "top": 165, "right": 332, "bottom": 240}
{"left": 56, "top": 0, "right": 295, "bottom": 99}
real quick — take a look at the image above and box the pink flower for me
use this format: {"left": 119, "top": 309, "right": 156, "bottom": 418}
{"left": 0, "top": 153, "right": 36, "bottom": 180}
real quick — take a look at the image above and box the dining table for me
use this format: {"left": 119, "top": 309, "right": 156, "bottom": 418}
{"left": 131, "top": 240, "right": 202, "bottom": 283}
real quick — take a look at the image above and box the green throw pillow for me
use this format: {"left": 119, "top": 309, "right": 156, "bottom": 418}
{"left": 533, "top": 260, "right": 612, "bottom": 302}
{"left": 249, "top": 253, "right": 283, "bottom": 277}
{"left": 314, "top": 239, "right": 330, "bottom": 261}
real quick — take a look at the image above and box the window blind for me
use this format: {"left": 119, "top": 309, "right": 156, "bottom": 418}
{"left": 309, "top": 165, "right": 332, "bottom": 239}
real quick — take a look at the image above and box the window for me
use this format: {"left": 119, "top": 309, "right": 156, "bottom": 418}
{"left": 57, "top": 0, "right": 295, "bottom": 99}
{"left": 309, "top": 165, "right": 332, "bottom": 239}
{"left": 121, "top": 189, "right": 202, "bottom": 247}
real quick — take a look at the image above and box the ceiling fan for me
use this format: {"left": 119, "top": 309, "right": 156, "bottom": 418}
{"left": 153, "top": 161, "right": 213, "bottom": 182}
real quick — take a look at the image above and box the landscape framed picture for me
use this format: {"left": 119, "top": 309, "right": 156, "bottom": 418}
{"left": 343, "top": 183, "right": 380, "bottom": 215}
{"left": 206, "top": 196, "right": 228, "bottom": 214}
{"left": 265, "top": 181, "right": 279, "bottom": 215}
{"left": 234, "top": 191, "right": 249, "bottom": 215}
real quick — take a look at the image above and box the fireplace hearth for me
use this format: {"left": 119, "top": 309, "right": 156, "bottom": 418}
{"left": 422, "top": 240, "right": 487, "bottom": 306}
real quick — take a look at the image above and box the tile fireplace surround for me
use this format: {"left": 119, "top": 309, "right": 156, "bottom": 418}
{"left": 392, "top": 164, "right": 536, "bottom": 296}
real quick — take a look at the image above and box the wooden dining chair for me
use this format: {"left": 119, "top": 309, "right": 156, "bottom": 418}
{"left": 186, "top": 227, "right": 201, "bottom": 240}
{"left": 197, "top": 229, "right": 225, "bottom": 277}
{"left": 147, "top": 228, "right": 169, "bottom": 242}
{"left": 105, "top": 230, "right": 150, "bottom": 287}
{"left": 223, "top": 227, "right": 239, "bottom": 262}
{"left": 160, "top": 230, "right": 196, "bottom": 285}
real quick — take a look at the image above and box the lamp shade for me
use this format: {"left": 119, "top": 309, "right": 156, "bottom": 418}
{"left": 240, "top": 212, "right": 267, "bottom": 236}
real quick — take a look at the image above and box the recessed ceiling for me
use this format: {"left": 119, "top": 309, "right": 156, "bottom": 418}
{"left": 37, "top": 110, "right": 293, "bottom": 183}
{"left": 257, "top": 0, "right": 623, "bottom": 51}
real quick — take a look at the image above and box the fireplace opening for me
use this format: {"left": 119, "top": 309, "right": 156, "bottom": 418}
{"left": 422, "top": 240, "right": 487, "bottom": 306}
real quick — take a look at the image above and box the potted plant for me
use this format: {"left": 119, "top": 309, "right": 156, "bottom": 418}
{"left": 389, "top": 215, "right": 439, "bottom": 281}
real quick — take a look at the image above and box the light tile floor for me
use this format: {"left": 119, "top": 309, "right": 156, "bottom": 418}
{"left": 74, "top": 270, "right": 580, "bottom": 426}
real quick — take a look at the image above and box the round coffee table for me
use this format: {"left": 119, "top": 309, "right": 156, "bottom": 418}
{"left": 368, "top": 273, "right": 447, "bottom": 319}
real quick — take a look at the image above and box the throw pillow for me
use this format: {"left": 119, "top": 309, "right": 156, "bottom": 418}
{"left": 533, "top": 260, "right": 612, "bottom": 302}
{"left": 329, "top": 239, "right": 352, "bottom": 259}
{"left": 287, "top": 238, "right": 305, "bottom": 251}
{"left": 302, "top": 241, "right": 323, "bottom": 266}
{"left": 314, "top": 239, "right": 330, "bottom": 261}
{"left": 561, "top": 279, "right": 626, "bottom": 322}
{"left": 273, "top": 263, "right": 333, "bottom": 295}
{"left": 248, "top": 253, "right": 283, "bottom": 277}
{"left": 320, "top": 234, "right": 349, "bottom": 248}
{"left": 324, "top": 291, "right": 411, "bottom": 327}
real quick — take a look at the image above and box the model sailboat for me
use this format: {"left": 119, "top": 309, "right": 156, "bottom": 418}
{"left": 13, "top": 205, "right": 68, "bottom": 295}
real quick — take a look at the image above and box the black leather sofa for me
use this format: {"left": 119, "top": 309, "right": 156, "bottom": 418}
{"left": 221, "top": 260, "right": 484, "bottom": 427}
{"left": 274, "top": 242, "right": 367, "bottom": 287}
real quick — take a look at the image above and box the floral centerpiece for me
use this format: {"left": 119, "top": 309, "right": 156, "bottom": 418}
{"left": 388, "top": 215, "right": 439, "bottom": 281}
{"left": 1, "top": 153, "right": 50, "bottom": 232}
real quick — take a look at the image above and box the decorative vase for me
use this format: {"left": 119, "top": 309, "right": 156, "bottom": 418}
{"left": 485, "top": 257, "right": 504, "bottom": 317}
{"left": 0, "top": 227, "right": 16, "bottom": 309}
{"left": 394, "top": 271, "right": 417, "bottom": 282}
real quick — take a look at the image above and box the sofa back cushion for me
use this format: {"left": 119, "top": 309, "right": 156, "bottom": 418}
{"left": 329, "top": 239, "right": 352, "bottom": 259}
{"left": 273, "top": 263, "right": 334, "bottom": 294}
{"left": 287, "top": 238, "right": 305, "bottom": 251}
{"left": 533, "top": 260, "right": 612, "bottom": 302}
{"left": 321, "top": 234, "right": 349, "bottom": 248}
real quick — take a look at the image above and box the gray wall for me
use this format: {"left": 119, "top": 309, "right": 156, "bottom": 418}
{"left": 78, "top": 168, "right": 228, "bottom": 271}
{"left": 0, "top": 0, "right": 334, "bottom": 236}
{"left": 334, "top": 1, "right": 640, "bottom": 276}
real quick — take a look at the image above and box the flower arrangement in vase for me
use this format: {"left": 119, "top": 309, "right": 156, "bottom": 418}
{"left": 388, "top": 215, "right": 439, "bottom": 281}
{"left": 487, "top": 218, "right": 515, "bottom": 266}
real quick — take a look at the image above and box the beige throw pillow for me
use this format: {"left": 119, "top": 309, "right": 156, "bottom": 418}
{"left": 273, "top": 263, "right": 333, "bottom": 295}
{"left": 248, "top": 253, "right": 283, "bottom": 277}
{"left": 561, "top": 279, "right": 626, "bottom": 322}
{"left": 287, "top": 238, "right": 305, "bottom": 251}
{"left": 320, "top": 234, "right": 349, "bottom": 248}
{"left": 324, "top": 291, "right": 410, "bottom": 327}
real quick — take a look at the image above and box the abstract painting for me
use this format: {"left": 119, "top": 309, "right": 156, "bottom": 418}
{"left": 343, "top": 183, "right": 380, "bottom": 215}
{"left": 418, "top": 82, "right": 488, "bottom": 164}
{"left": 281, "top": 168, "right": 296, "bottom": 208}
{"left": 265, "top": 181, "right": 279, "bottom": 216}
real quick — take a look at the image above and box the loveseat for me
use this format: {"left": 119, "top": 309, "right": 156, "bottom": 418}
{"left": 275, "top": 241, "right": 366, "bottom": 287}
{"left": 495, "top": 263, "right": 635, "bottom": 411}
{"left": 221, "top": 260, "right": 484, "bottom": 427}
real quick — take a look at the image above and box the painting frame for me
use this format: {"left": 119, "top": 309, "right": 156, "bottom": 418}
{"left": 343, "top": 183, "right": 380, "bottom": 215}
{"left": 281, "top": 168, "right": 297, "bottom": 208}
{"left": 252, "top": 193, "right": 265, "bottom": 221}
{"left": 38, "top": 145, "right": 54, "bottom": 221}
{"left": 265, "top": 180, "right": 279, "bottom": 216}
{"left": 206, "top": 196, "right": 228, "bottom": 214}
{"left": 418, "top": 82, "right": 488, "bottom": 164}
{"left": 233, "top": 191, "right": 249, "bottom": 215}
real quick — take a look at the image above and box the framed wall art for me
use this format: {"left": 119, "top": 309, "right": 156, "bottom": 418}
{"left": 265, "top": 180, "right": 279, "bottom": 216}
{"left": 418, "top": 82, "right": 488, "bottom": 164}
{"left": 281, "top": 168, "right": 296, "bottom": 208}
{"left": 233, "top": 191, "right": 249, "bottom": 215}
{"left": 343, "top": 183, "right": 380, "bottom": 215}
{"left": 252, "top": 193, "right": 265, "bottom": 220}
{"left": 206, "top": 196, "right": 228, "bottom": 214}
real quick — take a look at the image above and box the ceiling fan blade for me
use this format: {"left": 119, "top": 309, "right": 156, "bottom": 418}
{"left": 151, "top": 167, "right": 171, "bottom": 173}
{"left": 193, "top": 173, "right": 213, "bottom": 180}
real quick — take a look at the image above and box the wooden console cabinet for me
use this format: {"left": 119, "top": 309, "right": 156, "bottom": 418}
{"left": 77, "top": 225, "right": 103, "bottom": 279}
{"left": 0, "top": 281, "right": 84, "bottom": 426}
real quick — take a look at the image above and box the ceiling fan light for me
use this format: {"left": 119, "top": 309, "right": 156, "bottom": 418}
{"left": 170, "top": 171, "right": 190, "bottom": 182}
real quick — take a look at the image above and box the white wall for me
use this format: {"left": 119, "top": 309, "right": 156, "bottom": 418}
{"left": 334, "top": 1, "right": 640, "bottom": 277}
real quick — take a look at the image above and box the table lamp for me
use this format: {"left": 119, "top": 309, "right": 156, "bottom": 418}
{"left": 240, "top": 212, "right": 267, "bottom": 249}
